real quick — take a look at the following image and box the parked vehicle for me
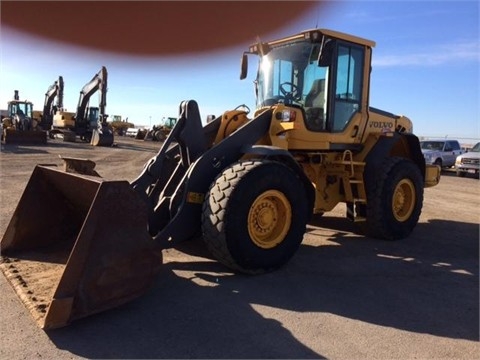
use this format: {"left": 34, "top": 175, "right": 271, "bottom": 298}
{"left": 0, "top": 28, "right": 441, "bottom": 330}
{"left": 455, "top": 142, "right": 480, "bottom": 178}
{"left": 145, "top": 117, "right": 178, "bottom": 141}
{"left": 125, "top": 127, "right": 140, "bottom": 137}
{"left": 1, "top": 90, "right": 47, "bottom": 145}
{"left": 40, "top": 76, "right": 64, "bottom": 133}
{"left": 51, "top": 66, "right": 114, "bottom": 146}
{"left": 419, "top": 140, "right": 463, "bottom": 168}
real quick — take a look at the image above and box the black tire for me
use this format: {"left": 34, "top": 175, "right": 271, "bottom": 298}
{"left": 83, "top": 132, "right": 92, "bottom": 143}
{"left": 155, "top": 131, "right": 166, "bottom": 142}
{"left": 201, "top": 160, "right": 309, "bottom": 274}
{"left": 63, "top": 131, "right": 77, "bottom": 142}
{"left": 355, "top": 203, "right": 367, "bottom": 218}
{"left": 434, "top": 158, "right": 442, "bottom": 168}
{"left": 362, "top": 157, "right": 424, "bottom": 240}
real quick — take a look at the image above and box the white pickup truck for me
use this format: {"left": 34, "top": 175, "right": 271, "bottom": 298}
{"left": 455, "top": 142, "right": 480, "bottom": 178}
{"left": 125, "top": 128, "right": 140, "bottom": 137}
{"left": 419, "top": 139, "right": 464, "bottom": 168}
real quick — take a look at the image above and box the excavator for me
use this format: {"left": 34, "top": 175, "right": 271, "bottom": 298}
{"left": 51, "top": 66, "right": 114, "bottom": 146}
{"left": 1, "top": 90, "right": 47, "bottom": 145}
{"left": 38, "top": 76, "right": 64, "bottom": 134}
{"left": 0, "top": 29, "right": 441, "bottom": 329}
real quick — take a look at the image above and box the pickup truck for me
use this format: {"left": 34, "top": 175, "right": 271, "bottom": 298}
{"left": 455, "top": 142, "right": 480, "bottom": 178}
{"left": 125, "top": 127, "right": 140, "bottom": 137}
{"left": 419, "top": 139, "right": 464, "bottom": 168}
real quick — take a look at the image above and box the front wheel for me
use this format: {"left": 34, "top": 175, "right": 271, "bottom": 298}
{"left": 201, "top": 160, "right": 309, "bottom": 274}
{"left": 362, "top": 157, "right": 424, "bottom": 240}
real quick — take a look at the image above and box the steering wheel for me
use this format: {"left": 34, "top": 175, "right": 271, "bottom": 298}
{"left": 279, "top": 82, "right": 301, "bottom": 101}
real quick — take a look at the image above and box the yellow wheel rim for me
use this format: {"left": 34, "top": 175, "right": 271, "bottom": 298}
{"left": 248, "top": 190, "right": 292, "bottom": 249}
{"left": 392, "top": 179, "right": 416, "bottom": 222}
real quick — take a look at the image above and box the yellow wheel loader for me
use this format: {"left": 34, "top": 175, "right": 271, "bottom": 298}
{"left": 143, "top": 117, "right": 178, "bottom": 141}
{"left": 0, "top": 29, "right": 440, "bottom": 329}
{"left": 1, "top": 91, "right": 47, "bottom": 145}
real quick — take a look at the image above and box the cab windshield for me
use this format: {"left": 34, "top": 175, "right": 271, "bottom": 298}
{"left": 88, "top": 107, "right": 100, "bottom": 128}
{"left": 255, "top": 41, "right": 328, "bottom": 109}
{"left": 420, "top": 141, "right": 445, "bottom": 151}
{"left": 10, "top": 102, "right": 33, "bottom": 118}
{"left": 470, "top": 142, "right": 480, "bottom": 152}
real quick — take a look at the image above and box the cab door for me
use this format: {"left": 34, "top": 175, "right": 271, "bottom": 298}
{"left": 325, "top": 40, "right": 370, "bottom": 144}
{"left": 444, "top": 140, "right": 462, "bottom": 166}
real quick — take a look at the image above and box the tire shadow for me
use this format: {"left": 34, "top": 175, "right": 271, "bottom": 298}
{"left": 47, "top": 260, "right": 323, "bottom": 359}
{"left": 46, "top": 215, "right": 478, "bottom": 358}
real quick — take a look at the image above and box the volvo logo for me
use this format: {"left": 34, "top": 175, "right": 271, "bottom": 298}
{"left": 369, "top": 121, "right": 394, "bottom": 129}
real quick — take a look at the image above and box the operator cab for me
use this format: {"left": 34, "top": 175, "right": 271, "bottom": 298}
{"left": 88, "top": 106, "right": 100, "bottom": 129}
{"left": 9, "top": 101, "right": 33, "bottom": 119}
{"left": 241, "top": 29, "right": 375, "bottom": 142}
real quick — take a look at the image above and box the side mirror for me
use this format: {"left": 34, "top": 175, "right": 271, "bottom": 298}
{"left": 240, "top": 53, "right": 248, "bottom": 80}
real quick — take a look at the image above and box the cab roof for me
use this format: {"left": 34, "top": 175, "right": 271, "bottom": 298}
{"left": 261, "top": 28, "right": 376, "bottom": 48}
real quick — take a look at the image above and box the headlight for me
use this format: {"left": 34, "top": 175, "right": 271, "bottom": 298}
{"left": 455, "top": 156, "right": 462, "bottom": 165}
{"left": 423, "top": 154, "right": 432, "bottom": 161}
{"left": 275, "top": 110, "right": 296, "bottom": 122}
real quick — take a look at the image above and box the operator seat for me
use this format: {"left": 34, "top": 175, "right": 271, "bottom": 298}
{"left": 304, "top": 79, "right": 325, "bottom": 131}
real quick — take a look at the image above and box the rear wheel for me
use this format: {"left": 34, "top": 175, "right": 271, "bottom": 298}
{"left": 362, "top": 157, "right": 423, "bottom": 240}
{"left": 155, "top": 130, "right": 166, "bottom": 142}
{"left": 202, "top": 160, "right": 309, "bottom": 274}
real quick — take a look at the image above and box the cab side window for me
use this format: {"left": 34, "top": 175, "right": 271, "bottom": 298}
{"left": 447, "top": 141, "right": 460, "bottom": 151}
{"left": 332, "top": 44, "right": 364, "bottom": 132}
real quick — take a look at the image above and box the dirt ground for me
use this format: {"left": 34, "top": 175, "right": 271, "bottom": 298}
{"left": 0, "top": 136, "right": 478, "bottom": 359}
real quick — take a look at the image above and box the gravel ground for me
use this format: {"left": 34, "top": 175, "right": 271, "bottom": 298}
{"left": 0, "top": 136, "right": 478, "bottom": 359}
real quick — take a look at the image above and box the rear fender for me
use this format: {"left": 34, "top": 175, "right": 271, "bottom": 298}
{"left": 364, "top": 132, "right": 427, "bottom": 187}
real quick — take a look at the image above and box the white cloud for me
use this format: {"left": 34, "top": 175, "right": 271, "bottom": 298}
{"left": 373, "top": 40, "right": 480, "bottom": 67}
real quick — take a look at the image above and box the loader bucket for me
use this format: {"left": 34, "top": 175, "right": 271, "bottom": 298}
{"left": 0, "top": 166, "right": 162, "bottom": 329}
{"left": 90, "top": 129, "right": 114, "bottom": 147}
{"left": 3, "top": 129, "right": 47, "bottom": 145}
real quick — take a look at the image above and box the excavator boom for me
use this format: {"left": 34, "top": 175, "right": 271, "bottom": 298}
{"left": 40, "top": 76, "right": 63, "bottom": 131}
{"left": 75, "top": 67, "right": 107, "bottom": 124}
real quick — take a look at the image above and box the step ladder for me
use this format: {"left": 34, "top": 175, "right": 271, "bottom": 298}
{"left": 334, "top": 150, "right": 367, "bottom": 222}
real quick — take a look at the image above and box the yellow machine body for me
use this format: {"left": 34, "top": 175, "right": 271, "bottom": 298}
{"left": 0, "top": 29, "right": 440, "bottom": 329}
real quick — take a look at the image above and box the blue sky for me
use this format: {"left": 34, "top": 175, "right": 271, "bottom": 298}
{"left": 1, "top": 0, "right": 479, "bottom": 142}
